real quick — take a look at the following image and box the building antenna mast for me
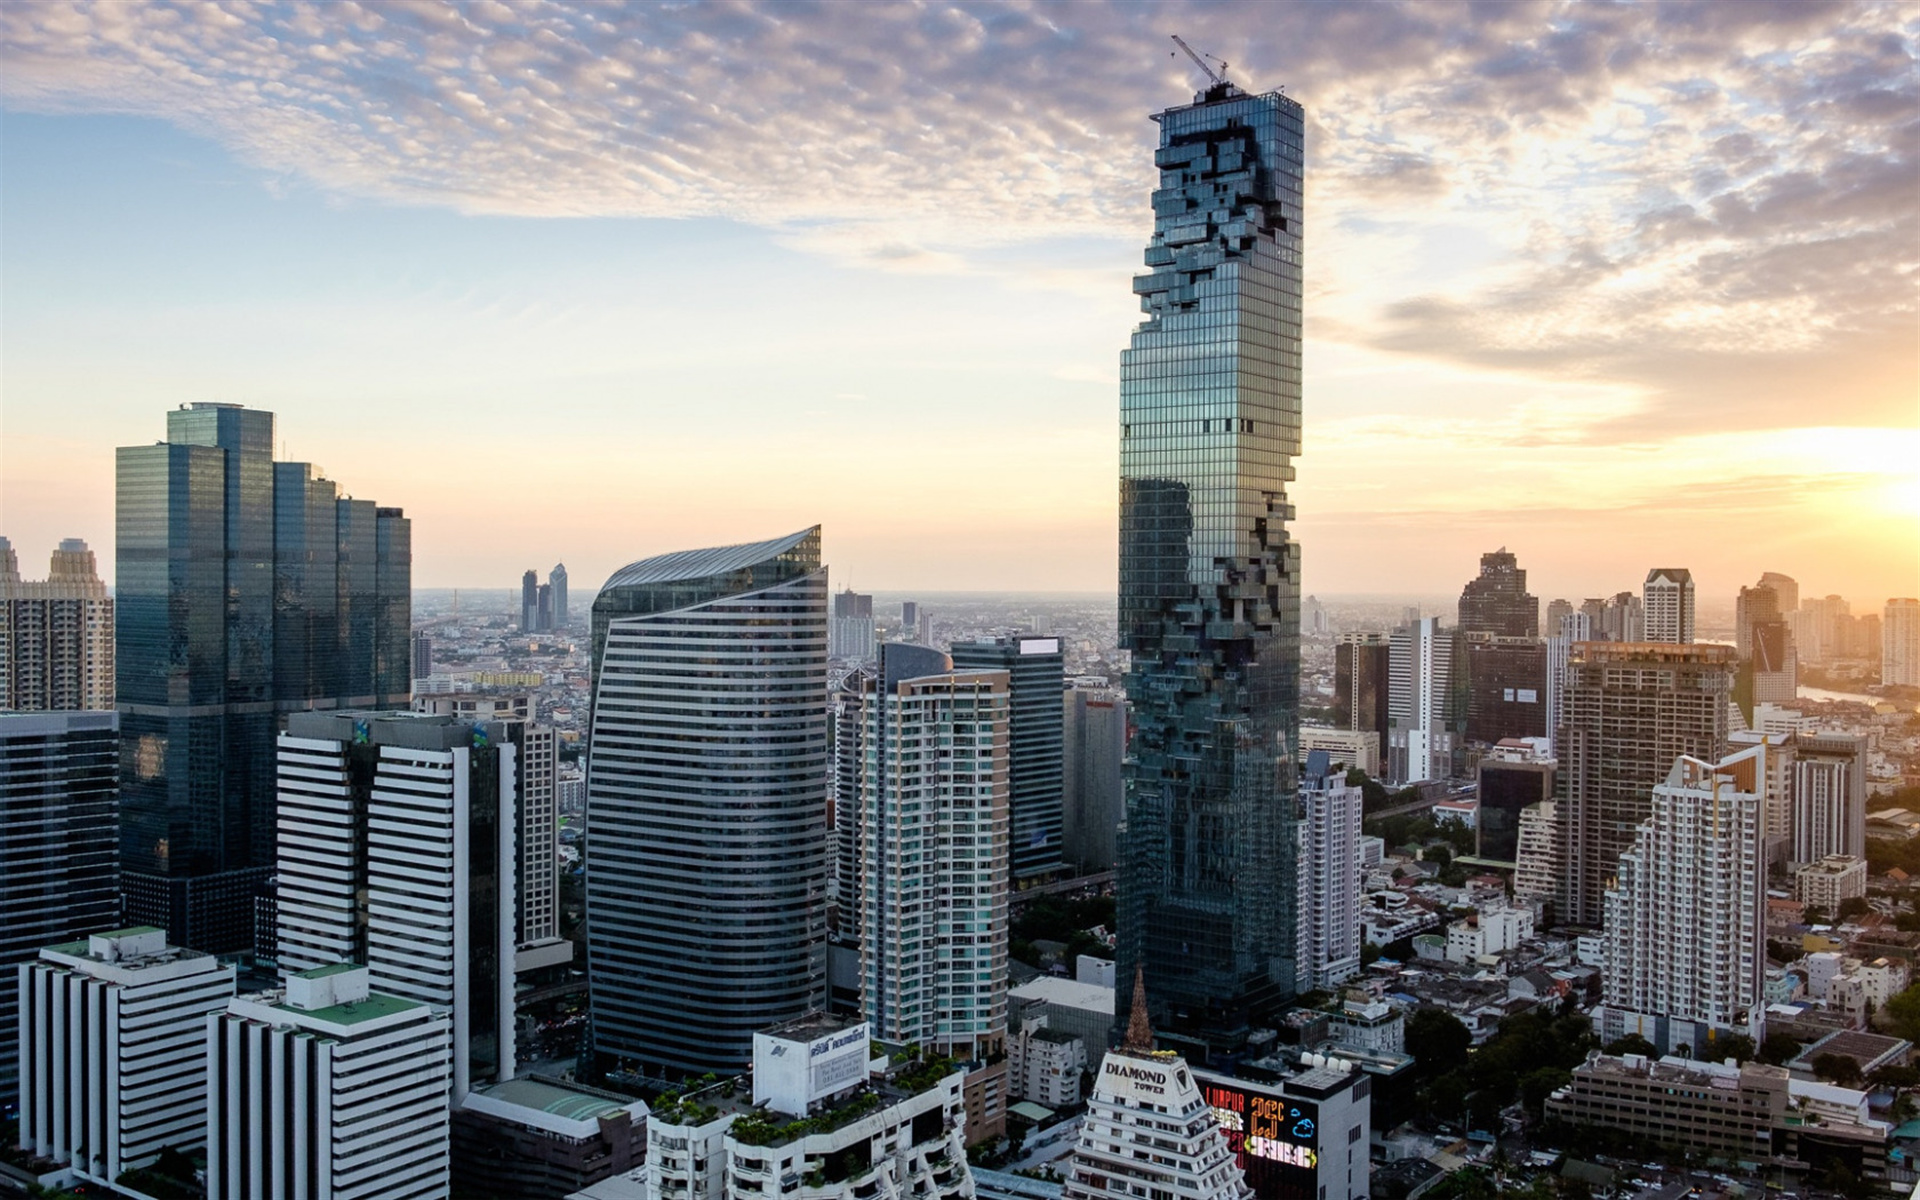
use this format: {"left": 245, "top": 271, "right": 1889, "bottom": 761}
{"left": 1170, "top": 34, "right": 1227, "bottom": 87}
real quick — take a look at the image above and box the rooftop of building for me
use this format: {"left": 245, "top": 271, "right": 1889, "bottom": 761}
{"left": 1789, "top": 1029, "right": 1912, "bottom": 1072}
{"left": 467, "top": 1076, "right": 647, "bottom": 1129}
{"left": 764, "top": 1010, "right": 868, "bottom": 1042}
{"left": 1009, "top": 976, "right": 1115, "bottom": 1014}
{"left": 601, "top": 527, "right": 816, "bottom": 591}
{"left": 268, "top": 989, "right": 421, "bottom": 1026}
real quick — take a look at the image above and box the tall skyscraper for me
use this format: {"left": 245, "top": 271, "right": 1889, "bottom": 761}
{"left": 828, "top": 666, "right": 874, "bottom": 935}
{"left": 275, "top": 709, "right": 521, "bottom": 1099}
{"left": 1793, "top": 732, "right": 1868, "bottom": 865}
{"left": 855, "top": 643, "right": 1010, "bottom": 1060}
{"left": 208, "top": 963, "right": 452, "bottom": 1200}
{"left": 1643, "top": 568, "right": 1696, "bottom": 643}
{"left": 1750, "top": 618, "right": 1798, "bottom": 705}
{"left": 1554, "top": 642, "right": 1733, "bottom": 926}
{"left": 1477, "top": 746, "right": 1553, "bottom": 865}
{"left": 1735, "top": 584, "right": 1781, "bottom": 659}
{"left": 521, "top": 569, "right": 539, "bottom": 632}
{"left": 1334, "top": 632, "right": 1390, "bottom": 748}
{"left": 1388, "top": 618, "right": 1452, "bottom": 785}
{"left": 1457, "top": 548, "right": 1538, "bottom": 638}
{"left": 550, "top": 561, "right": 569, "bottom": 629}
{"left": 1544, "top": 609, "right": 1592, "bottom": 756}
{"left": 585, "top": 528, "right": 828, "bottom": 1076}
{"left": 1463, "top": 635, "right": 1547, "bottom": 744}
{"left": 951, "top": 634, "right": 1066, "bottom": 879}
{"left": 829, "top": 587, "right": 877, "bottom": 661}
{"left": 411, "top": 629, "right": 434, "bottom": 680}
{"left": 1792, "top": 594, "right": 1850, "bottom": 664}
{"left": 0, "top": 536, "right": 114, "bottom": 711}
{"left": 1116, "top": 76, "right": 1305, "bottom": 1057}
{"left": 1886, "top": 599, "right": 1920, "bottom": 687}
{"left": 1546, "top": 598, "right": 1574, "bottom": 630}
{"left": 1296, "top": 752, "right": 1361, "bottom": 993}
{"left": 1062, "top": 685, "right": 1127, "bottom": 871}
{"left": 1602, "top": 745, "right": 1766, "bottom": 1052}
{"left": 1759, "top": 571, "right": 1800, "bottom": 616}
{"left": 1599, "top": 592, "right": 1644, "bottom": 642}
{"left": 537, "top": 581, "right": 554, "bottom": 630}
{"left": 117, "top": 403, "right": 410, "bottom": 952}
{"left": 18, "top": 927, "right": 236, "bottom": 1185}
{"left": 0, "top": 711, "right": 120, "bottom": 1098}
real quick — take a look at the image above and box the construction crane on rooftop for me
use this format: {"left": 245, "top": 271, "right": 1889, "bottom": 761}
{"left": 1170, "top": 34, "right": 1229, "bottom": 87}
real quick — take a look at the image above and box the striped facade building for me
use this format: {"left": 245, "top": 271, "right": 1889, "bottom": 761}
{"left": 586, "top": 527, "right": 829, "bottom": 1075}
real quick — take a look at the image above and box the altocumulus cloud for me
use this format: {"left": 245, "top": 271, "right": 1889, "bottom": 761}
{"left": 3, "top": 0, "right": 1915, "bottom": 439}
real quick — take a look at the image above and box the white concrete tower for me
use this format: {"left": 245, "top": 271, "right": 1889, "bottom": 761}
{"left": 1296, "top": 758, "right": 1363, "bottom": 993}
{"left": 17, "top": 927, "right": 236, "bottom": 1184}
{"left": 1388, "top": 616, "right": 1452, "bottom": 784}
{"left": 208, "top": 963, "right": 452, "bottom": 1200}
{"left": 1643, "top": 568, "right": 1696, "bottom": 643}
{"left": 857, "top": 643, "right": 1010, "bottom": 1061}
{"left": 1061, "top": 974, "right": 1252, "bottom": 1200}
{"left": 1601, "top": 745, "right": 1766, "bottom": 1053}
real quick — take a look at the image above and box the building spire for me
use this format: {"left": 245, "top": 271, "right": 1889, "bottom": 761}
{"left": 1125, "top": 964, "right": 1154, "bottom": 1052}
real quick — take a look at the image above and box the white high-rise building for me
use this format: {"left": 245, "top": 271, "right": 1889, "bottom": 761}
{"left": 0, "top": 536, "right": 114, "bottom": 711}
{"left": 1601, "top": 746, "right": 1766, "bottom": 1052}
{"left": 1513, "top": 801, "right": 1560, "bottom": 904}
{"left": 276, "top": 709, "right": 519, "bottom": 1100}
{"left": 1729, "top": 730, "right": 1796, "bottom": 846}
{"left": 1296, "top": 760, "right": 1362, "bottom": 992}
{"left": 208, "top": 963, "right": 452, "bottom": 1200}
{"left": 1643, "top": 568, "right": 1696, "bottom": 644}
{"left": 17, "top": 927, "right": 236, "bottom": 1184}
{"left": 1887, "top": 599, "right": 1920, "bottom": 687}
{"left": 1060, "top": 984, "right": 1250, "bottom": 1200}
{"left": 1387, "top": 616, "right": 1452, "bottom": 785}
{"left": 1793, "top": 732, "right": 1868, "bottom": 865}
{"left": 856, "top": 643, "right": 1010, "bottom": 1060}
{"left": 1544, "top": 610, "right": 1592, "bottom": 754}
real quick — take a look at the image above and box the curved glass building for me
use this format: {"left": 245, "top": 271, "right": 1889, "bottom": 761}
{"left": 585, "top": 527, "right": 829, "bottom": 1076}
{"left": 1115, "top": 80, "right": 1305, "bottom": 1059}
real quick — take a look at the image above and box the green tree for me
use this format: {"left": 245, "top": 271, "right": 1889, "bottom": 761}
{"left": 1602, "top": 1034, "right": 1658, "bottom": 1057}
{"left": 1812, "top": 1052, "right": 1862, "bottom": 1086}
{"left": 1838, "top": 896, "right": 1872, "bottom": 920}
{"left": 1759, "top": 1032, "right": 1802, "bottom": 1066}
{"left": 1407, "top": 1009, "right": 1472, "bottom": 1079}
{"left": 1702, "top": 1032, "right": 1755, "bottom": 1064}
{"left": 1887, "top": 981, "right": 1920, "bottom": 1042}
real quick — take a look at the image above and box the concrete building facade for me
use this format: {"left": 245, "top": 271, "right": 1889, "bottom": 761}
{"left": 0, "top": 537, "right": 113, "bottom": 712}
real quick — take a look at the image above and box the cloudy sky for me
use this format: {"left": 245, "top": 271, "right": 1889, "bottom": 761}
{"left": 2, "top": 1, "right": 1916, "bottom": 606}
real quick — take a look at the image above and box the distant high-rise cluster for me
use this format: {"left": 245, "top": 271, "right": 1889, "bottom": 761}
{"left": 520, "top": 562, "right": 569, "bottom": 632}
{"left": 829, "top": 587, "right": 876, "bottom": 660}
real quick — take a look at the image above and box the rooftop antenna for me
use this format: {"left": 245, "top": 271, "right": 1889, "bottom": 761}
{"left": 1170, "top": 34, "right": 1227, "bottom": 88}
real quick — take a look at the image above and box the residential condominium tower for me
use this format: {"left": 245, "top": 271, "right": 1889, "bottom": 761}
{"left": 1643, "top": 568, "right": 1697, "bottom": 643}
{"left": 1555, "top": 642, "right": 1733, "bottom": 927}
{"left": 1388, "top": 617, "right": 1453, "bottom": 785}
{"left": 950, "top": 634, "right": 1065, "bottom": 879}
{"left": 1296, "top": 752, "right": 1362, "bottom": 993}
{"left": 1117, "top": 77, "right": 1306, "bottom": 1057}
{"left": 1601, "top": 746, "right": 1767, "bottom": 1052}
{"left": 0, "top": 536, "right": 114, "bottom": 711}
{"left": 1887, "top": 599, "right": 1920, "bottom": 687}
{"left": 116, "top": 403, "right": 410, "bottom": 952}
{"left": 585, "top": 528, "right": 829, "bottom": 1076}
{"left": 855, "top": 643, "right": 1011, "bottom": 1060}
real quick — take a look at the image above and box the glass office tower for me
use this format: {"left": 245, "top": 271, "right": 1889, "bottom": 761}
{"left": 585, "top": 527, "right": 829, "bottom": 1077}
{"left": 117, "top": 403, "right": 410, "bottom": 952}
{"left": 1115, "top": 79, "right": 1305, "bottom": 1059}
{"left": 950, "top": 635, "right": 1065, "bottom": 880}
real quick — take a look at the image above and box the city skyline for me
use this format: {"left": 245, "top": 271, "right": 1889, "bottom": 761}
{"left": 3, "top": 3, "right": 1915, "bottom": 599}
